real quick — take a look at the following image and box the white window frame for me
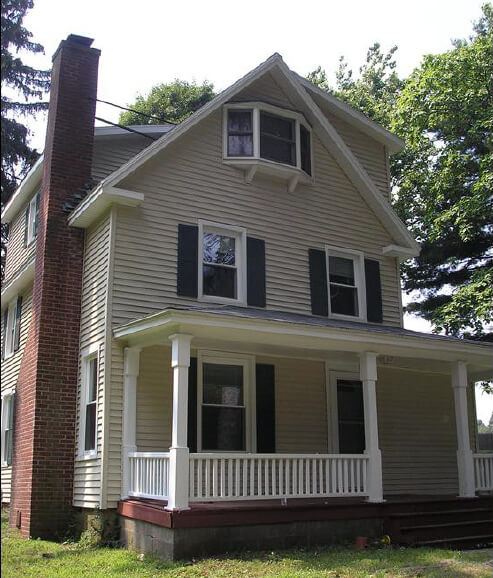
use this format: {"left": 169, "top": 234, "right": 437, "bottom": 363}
{"left": 3, "top": 298, "right": 18, "bottom": 360}
{"left": 26, "top": 194, "right": 38, "bottom": 246}
{"left": 1, "top": 393, "right": 15, "bottom": 466}
{"left": 223, "top": 102, "right": 313, "bottom": 177}
{"left": 78, "top": 344, "right": 99, "bottom": 460}
{"left": 325, "top": 246, "right": 367, "bottom": 322}
{"left": 198, "top": 220, "right": 247, "bottom": 306}
{"left": 197, "top": 351, "right": 256, "bottom": 453}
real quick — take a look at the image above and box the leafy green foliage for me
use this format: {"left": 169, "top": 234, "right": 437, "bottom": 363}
{"left": 119, "top": 80, "right": 215, "bottom": 126}
{"left": 1, "top": 0, "right": 49, "bottom": 279}
{"left": 307, "top": 4, "right": 493, "bottom": 338}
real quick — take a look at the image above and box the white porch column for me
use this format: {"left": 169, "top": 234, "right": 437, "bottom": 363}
{"left": 452, "top": 361, "right": 475, "bottom": 497}
{"left": 166, "top": 333, "right": 193, "bottom": 510}
{"left": 122, "top": 347, "right": 141, "bottom": 499}
{"left": 360, "top": 351, "right": 384, "bottom": 502}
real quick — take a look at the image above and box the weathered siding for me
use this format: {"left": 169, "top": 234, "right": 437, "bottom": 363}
{"left": 73, "top": 215, "right": 110, "bottom": 508}
{"left": 1, "top": 286, "right": 33, "bottom": 503}
{"left": 114, "top": 107, "right": 401, "bottom": 327}
{"left": 3, "top": 199, "right": 37, "bottom": 284}
{"left": 377, "top": 367, "right": 459, "bottom": 495}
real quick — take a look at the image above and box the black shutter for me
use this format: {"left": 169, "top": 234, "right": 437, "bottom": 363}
{"left": 187, "top": 357, "right": 197, "bottom": 452}
{"left": 13, "top": 296, "right": 23, "bottom": 352}
{"left": 256, "top": 364, "right": 276, "bottom": 453}
{"left": 177, "top": 224, "right": 198, "bottom": 298}
{"left": 308, "top": 249, "right": 328, "bottom": 316}
{"left": 365, "top": 259, "right": 383, "bottom": 323}
{"left": 23, "top": 206, "right": 29, "bottom": 248}
{"left": 1, "top": 309, "right": 8, "bottom": 360}
{"left": 247, "top": 237, "right": 266, "bottom": 307}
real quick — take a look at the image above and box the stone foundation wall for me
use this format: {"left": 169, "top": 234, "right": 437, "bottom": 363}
{"left": 120, "top": 516, "right": 383, "bottom": 560}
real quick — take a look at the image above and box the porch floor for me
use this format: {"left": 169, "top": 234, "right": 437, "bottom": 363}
{"left": 118, "top": 494, "right": 485, "bottom": 530}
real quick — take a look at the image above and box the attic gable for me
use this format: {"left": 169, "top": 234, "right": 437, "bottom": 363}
{"left": 69, "top": 55, "right": 419, "bottom": 256}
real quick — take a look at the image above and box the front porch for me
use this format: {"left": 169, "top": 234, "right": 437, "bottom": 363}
{"left": 114, "top": 307, "right": 493, "bottom": 521}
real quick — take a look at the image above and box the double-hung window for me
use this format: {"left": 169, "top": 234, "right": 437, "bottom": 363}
{"left": 198, "top": 221, "right": 246, "bottom": 304}
{"left": 227, "top": 110, "right": 254, "bottom": 157}
{"left": 80, "top": 351, "right": 98, "bottom": 457}
{"left": 1, "top": 394, "right": 15, "bottom": 466}
{"left": 2, "top": 297, "right": 22, "bottom": 360}
{"left": 260, "top": 112, "right": 296, "bottom": 166}
{"left": 326, "top": 247, "right": 366, "bottom": 320}
{"left": 198, "top": 353, "right": 254, "bottom": 452}
{"left": 25, "top": 193, "right": 39, "bottom": 247}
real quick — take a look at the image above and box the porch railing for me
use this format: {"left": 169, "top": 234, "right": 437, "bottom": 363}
{"left": 473, "top": 453, "right": 493, "bottom": 491}
{"left": 128, "top": 452, "right": 170, "bottom": 499}
{"left": 189, "top": 453, "right": 369, "bottom": 501}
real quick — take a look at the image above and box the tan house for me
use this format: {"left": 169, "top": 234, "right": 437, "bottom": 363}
{"left": 1, "top": 35, "right": 492, "bottom": 559}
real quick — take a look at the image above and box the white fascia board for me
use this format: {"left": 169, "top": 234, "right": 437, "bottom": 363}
{"left": 113, "top": 309, "right": 493, "bottom": 370}
{"left": 1, "top": 156, "right": 44, "bottom": 224}
{"left": 382, "top": 244, "right": 420, "bottom": 258}
{"left": 94, "top": 124, "right": 174, "bottom": 137}
{"left": 68, "top": 186, "right": 144, "bottom": 228}
{"left": 294, "top": 73, "right": 405, "bottom": 154}
{"left": 270, "top": 61, "right": 420, "bottom": 254}
{"left": 1, "top": 257, "right": 35, "bottom": 309}
{"left": 100, "top": 53, "right": 285, "bottom": 190}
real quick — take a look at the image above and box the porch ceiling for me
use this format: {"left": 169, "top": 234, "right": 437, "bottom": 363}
{"left": 113, "top": 306, "right": 493, "bottom": 379}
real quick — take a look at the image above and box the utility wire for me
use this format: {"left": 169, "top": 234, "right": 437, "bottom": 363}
{"left": 94, "top": 117, "right": 159, "bottom": 140}
{"left": 93, "top": 97, "right": 178, "bottom": 125}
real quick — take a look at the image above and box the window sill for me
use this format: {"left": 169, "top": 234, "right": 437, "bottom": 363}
{"left": 329, "top": 313, "right": 367, "bottom": 323}
{"left": 223, "top": 157, "right": 312, "bottom": 192}
{"left": 198, "top": 294, "right": 247, "bottom": 307}
{"left": 76, "top": 452, "right": 98, "bottom": 462}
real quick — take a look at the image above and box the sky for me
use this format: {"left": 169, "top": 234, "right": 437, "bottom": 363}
{"left": 16, "top": 0, "right": 493, "bottom": 422}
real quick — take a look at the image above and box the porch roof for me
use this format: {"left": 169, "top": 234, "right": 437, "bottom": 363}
{"left": 113, "top": 306, "right": 493, "bottom": 379}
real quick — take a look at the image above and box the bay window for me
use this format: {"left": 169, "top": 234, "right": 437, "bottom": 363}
{"left": 223, "top": 103, "right": 312, "bottom": 186}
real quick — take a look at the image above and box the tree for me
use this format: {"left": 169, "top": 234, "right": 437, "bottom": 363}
{"left": 1, "top": 0, "right": 50, "bottom": 279}
{"left": 119, "top": 80, "right": 215, "bottom": 126}
{"left": 393, "top": 4, "right": 493, "bottom": 338}
{"left": 307, "top": 4, "right": 493, "bottom": 338}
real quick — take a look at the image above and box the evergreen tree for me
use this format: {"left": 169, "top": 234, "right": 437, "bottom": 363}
{"left": 1, "top": 0, "right": 49, "bottom": 279}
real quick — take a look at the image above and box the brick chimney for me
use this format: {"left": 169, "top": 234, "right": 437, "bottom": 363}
{"left": 10, "top": 35, "right": 100, "bottom": 538}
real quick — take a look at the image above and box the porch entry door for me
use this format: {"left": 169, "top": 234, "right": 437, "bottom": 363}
{"left": 336, "top": 379, "right": 365, "bottom": 453}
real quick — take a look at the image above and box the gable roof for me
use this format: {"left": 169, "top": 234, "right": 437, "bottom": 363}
{"left": 1, "top": 124, "right": 173, "bottom": 225}
{"left": 84, "top": 54, "right": 418, "bottom": 255}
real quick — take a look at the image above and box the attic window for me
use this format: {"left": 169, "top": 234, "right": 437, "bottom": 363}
{"left": 223, "top": 102, "right": 313, "bottom": 190}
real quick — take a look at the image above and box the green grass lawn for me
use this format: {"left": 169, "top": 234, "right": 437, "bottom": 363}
{"left": 2, "top": 509, "right": 492, "bottom": 577}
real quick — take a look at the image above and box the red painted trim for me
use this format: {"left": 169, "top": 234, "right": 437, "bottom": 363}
{"left": 118, "top": 496, "right": 493, "bottom": 531}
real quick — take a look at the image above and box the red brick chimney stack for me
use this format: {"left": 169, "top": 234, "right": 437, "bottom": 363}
{"left": 10, "top": 34, "right": 100, "bottom": 538}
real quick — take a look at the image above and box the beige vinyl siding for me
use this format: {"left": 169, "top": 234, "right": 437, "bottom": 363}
{"left": 232, "top": 71, "right": 296, "bottom": 108}
{"left": 113, "top": 102, "right": 401, "bottom": 327}
{"left": 106, "top": 341, "right": 125, "bottom": 507}
{"left": 257, "top": 356, "right": 328, "bottom": 453}
{"left": 91, "top": 135, "right": 154, "bottom": 182}
{"left": 1, "top": 286, "right": 33, "bottom": 503}
{"left": 309, "top": 92, "right": 391, "bottom": 201}
{"left": 3, "top": 199, "right": 37, "bottom": 284}
{"left": 377, "top": 367, "right": 459, "bottom": 495}
{"left": 73, "top": 215, "right": 110, "bottom": 508}
{"left": 136, "top": 346, "right": 173, "bottom": 451}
